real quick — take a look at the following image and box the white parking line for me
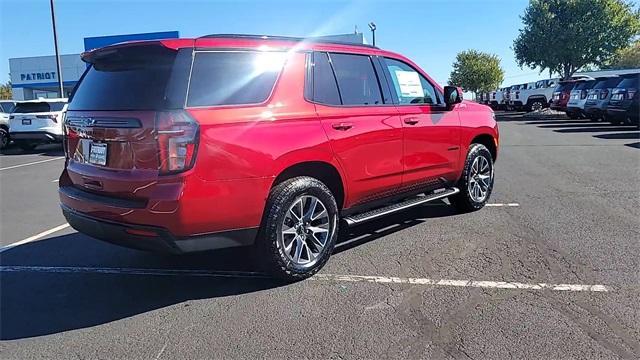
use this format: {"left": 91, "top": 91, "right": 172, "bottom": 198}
{"left": 0, "top": 156, "right": 65, "bottom": 171}
{"left": 0, "top": 223, "right": 70, "bottom": 253}
{"left": 0, "top": 265, "right": 612, "bottom": 292}
{"left": 486, "top": 203, "right": 520, "bottom": 207}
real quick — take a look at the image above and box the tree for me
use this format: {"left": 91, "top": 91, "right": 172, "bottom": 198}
{"left": 448, "top": 50, "right": 505, "bottom": 97}
{"left": 608, "top": 40, "right": 640, "bottom": 68}
{"left": 513, "top": 0, "right": 640, "bottom": 79}
{"left": 0, "top": 81, "right": 11, "bottom": 100}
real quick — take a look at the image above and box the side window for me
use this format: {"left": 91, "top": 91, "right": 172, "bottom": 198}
{"left": 312, "top": 52, "right": 341, "bottom": 105}
{"left": 383, "top": 57, "right": 439, "bottom": 105}
{"left": 329, "top": 53, "right": 383, "bottom": 106}
{"left": 187, "top": 51, "right": 284, "bottom": 107}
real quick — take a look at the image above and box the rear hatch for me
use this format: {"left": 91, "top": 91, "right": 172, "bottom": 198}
{"left": 609, "top": 75, "right": 639, "bottom": 107}
{"left": 64, "top": 43, "right": 194, "bottom": 201}
{"left": 10, "top": 101, "right": 66, "bottom": 133}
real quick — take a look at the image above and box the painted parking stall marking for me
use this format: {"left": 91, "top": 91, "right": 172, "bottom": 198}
{"left": 0, "top": 223, "right": 70, "bottom": 253}
{"left": 486, "top": 203, "right": 520, "bottom": 207}
{"left": 0, "top": 266, "right": 612, "bottom": 293}
{"left": 0, "top": 156, "right": 65, "bottom": 171}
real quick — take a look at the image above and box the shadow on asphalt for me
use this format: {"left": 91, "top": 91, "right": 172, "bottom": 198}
{"left": 0, "top": 201, "right": 457, "bottom": 340}
{"left": 554, "top": 126, "right": 638, "bottom": 133}
{"left": 593, "top": 132, "right": 640, "bottom": 140}
{"left": 0, "top": 143, "right": 64, "bottom": 156}
{"left": 625, "top": 142, "right": 640, "bottom": 149}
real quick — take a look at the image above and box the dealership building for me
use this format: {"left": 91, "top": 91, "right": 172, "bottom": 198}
{"left": 8, "top": 31, "right": 365, "bottom": 101}
{"left": 9, "top": 31, "right": 180, "bottom": 101}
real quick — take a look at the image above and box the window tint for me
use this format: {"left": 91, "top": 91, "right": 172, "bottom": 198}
{"left": 575, "top": 80, "right": 596, "bottom": 90}
{"left": 384, "top": 57, "right": 438, "bottom": 105}
{"left": 594, "top": 78, "right": 622, "bottom": 89}
{"left": 14, "top": 102, "right": 51, "bottom": 113}
{"left": 617, "top": 75, "right": 639, "bottom": 88}
{"left": 312, "top": 52, "right": 341, "bottom": 105}
{"left": 187, "top": 51, "right": 284, "bottom": 107}
{"left": 0, "top": 103, "right": 14, "bottom": 113}
{"left": 329, "top": 53, "right": 383, "bottom": 106}
{"left": 555, "top": 82, "right": 575, "bottom": 92}
{"left": 69, "top": 45, "right": 179, "bottom": 111}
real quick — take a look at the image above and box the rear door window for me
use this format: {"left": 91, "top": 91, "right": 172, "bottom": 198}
{"left": 70, "top": 45, "right": 182, "bottom": 111}
{"left": 312, "top": 52, "right": 341, "bottom": 105}
{"left": 329, "top": 53, "right": 383, "bottom": 106}
{"left": 0, "top": 103, "right": 15, "bottom": 113}
{"left": 383, "top": 57, "right": 439, "bottom": 105}
{"left": 187, "top": 51, "right": 285, "bottom": 107}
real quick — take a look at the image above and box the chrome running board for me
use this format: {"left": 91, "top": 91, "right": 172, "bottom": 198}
{"left": 343, "top": 187, "right": 459, "bottom": 226}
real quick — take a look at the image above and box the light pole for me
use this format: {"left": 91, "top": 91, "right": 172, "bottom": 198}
{"left": 368, "top": 22, "right": 376, "bottom": 47}
{"left": 50, "top": 0, "right": 64, "bottom": 98}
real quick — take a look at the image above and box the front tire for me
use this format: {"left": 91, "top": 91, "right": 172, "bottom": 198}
{"left": 260, "top": 176, "right": 339, "bottom": 281}
{"left": 0, "top": 128, "right": 8, "bottom": 149}
{"left": 450, "top": 143, "right": 495, "bottom": 212}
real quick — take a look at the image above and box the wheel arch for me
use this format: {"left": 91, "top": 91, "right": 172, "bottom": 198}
{"left": 470, "top": 134, "right": 497, "bottom": 162}
{"left": 272, "top": 161, "right": 346, "bottom": 209}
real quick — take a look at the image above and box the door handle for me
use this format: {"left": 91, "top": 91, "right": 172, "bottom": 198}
{"left": 404, "top": 117, "right": 419, "bottom": 125}
{"left": 332, "top": 122, "right": 353, "bottom": 131}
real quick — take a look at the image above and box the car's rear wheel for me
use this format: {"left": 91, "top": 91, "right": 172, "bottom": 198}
{"left": 260, "top": 176, "right": 338, "bottom": 281}
{"left": 450, "top": 143, "right": 494, "bottom": 212}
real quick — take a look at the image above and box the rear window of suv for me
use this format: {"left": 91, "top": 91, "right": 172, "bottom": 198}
{"left": 69, "top": 45, "right": 182, "bottom": 111}
{"left": 554, "top": 82, "right": 575, "bottom": 92}
{"left": 616, "top": 75, "right": 639, "bottom": 88}
{"left": 574, "top": 81, "right": 596, "bottom": 90}
{"left": 14, "top": 102, "right": 65, "bottom": 113}
{"left": 594, "top": 78, "right": 623, "bottom": 89}
{"left": 187, "top": 51, "right": 285, "bottom": 107}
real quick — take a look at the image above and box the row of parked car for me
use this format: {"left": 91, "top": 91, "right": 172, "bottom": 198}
{"left": 0, "top": 98, "right": 68, "bottom": 150}
{"left": 480, "top": 72, "right": 639, "bottom": 126}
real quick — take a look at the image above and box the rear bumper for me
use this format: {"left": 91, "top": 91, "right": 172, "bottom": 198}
{"left": 61, "top": 203, "right": 257, "bottom": 254}
{"left": 10, "top": 131, "right": 62, "bottom": 142}
{"left": 550, "top": 103, "right": 566, "bottom": 112}
{"left": 509, "top": 101, "right": 523, "bottom": 107}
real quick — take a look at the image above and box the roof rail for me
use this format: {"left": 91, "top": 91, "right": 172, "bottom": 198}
{"left": 198, "top": 33, "right": 379, "bottom": 49}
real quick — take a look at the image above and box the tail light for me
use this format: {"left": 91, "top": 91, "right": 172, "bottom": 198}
{"left": 36, "top": 114, "right": 58, "bottom": 122}
{"left": 600, "top": 90, "right": 609, "bottom": 100}
{"left": 156, "top": 110, "right": 199, "bottom": 174}
{"left": 627, "top": 88, "right": 637, "bottom": 99}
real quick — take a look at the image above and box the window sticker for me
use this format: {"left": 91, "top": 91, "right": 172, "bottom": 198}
{"left": 395, "top": 70, "right": 424, "bottom": 97}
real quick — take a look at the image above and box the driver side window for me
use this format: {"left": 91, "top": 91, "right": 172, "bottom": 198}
{"left": 384, "top": 57, "right": 439, "bottom": 105}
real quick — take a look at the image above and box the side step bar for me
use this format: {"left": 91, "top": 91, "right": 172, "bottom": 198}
{"left": 343, "top": 187, "right": 460, "bottom": 226}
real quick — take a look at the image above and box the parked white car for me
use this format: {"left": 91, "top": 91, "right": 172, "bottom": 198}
{"left": 0, "top": 100, "right": 16, "bottom": 149}
{"left": 489, "top": 87, "right": 508, "bottom": 110}
{"left": 9, "top": 98, "right": 67, "bottom": 151}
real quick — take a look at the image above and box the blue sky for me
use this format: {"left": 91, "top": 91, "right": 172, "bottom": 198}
{"left": 0, "top": 0, "right": 541, "bottom": 87}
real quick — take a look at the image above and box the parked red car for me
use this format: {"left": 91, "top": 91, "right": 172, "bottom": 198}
{"left": 550, "top": 80, "right": 577, "bottom": 112}
{"left": 59, "top": 35, "right": 499, "bottom": 279}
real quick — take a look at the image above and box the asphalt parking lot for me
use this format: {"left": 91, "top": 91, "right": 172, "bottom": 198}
{"left": 1, "top": 112, "right": 639, "bottom": 359}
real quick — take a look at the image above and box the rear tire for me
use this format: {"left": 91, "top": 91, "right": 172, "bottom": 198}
{"left": 259, "top": 176, "right": 339, "bottom": 281}
{"left": 450, "top": 143, "right": 494, "bottom": 213}
{"left": 528, "top": 100, "right": 544, "bottom": 112}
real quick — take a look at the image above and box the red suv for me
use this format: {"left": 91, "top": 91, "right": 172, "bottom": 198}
{"left": 59, "top": 35, "right": 499, "bottom": 279}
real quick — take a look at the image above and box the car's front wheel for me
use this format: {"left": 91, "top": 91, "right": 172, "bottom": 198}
{"left": 450, "top": 143, "right": 495, "bottom": 212}
{"left": 0, "top": 128, "right": 9, "bottom": 149}
{"left": 260, "top": 176, "right": 339, "bottom": 281}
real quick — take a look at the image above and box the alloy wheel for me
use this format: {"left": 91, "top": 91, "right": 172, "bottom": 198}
{"left": 468, "top": 155, "right": 492, "bottom": 203}
{"left": 531, "top": 101, "right": 543, "bottom": 112}
{"left": 280, "top": 195, "right": 330, "bottom": 266}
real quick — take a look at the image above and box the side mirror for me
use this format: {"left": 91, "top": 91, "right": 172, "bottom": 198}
{"left": 444, "top": 86, "right": 463, "bottom": 108}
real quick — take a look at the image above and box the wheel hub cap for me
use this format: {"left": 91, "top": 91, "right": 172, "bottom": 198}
{"left": 280, "top": 195, "right": 331, "bottom": 266}
{"left": 468, "top": 155, "right": 492, "bottom": 203}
